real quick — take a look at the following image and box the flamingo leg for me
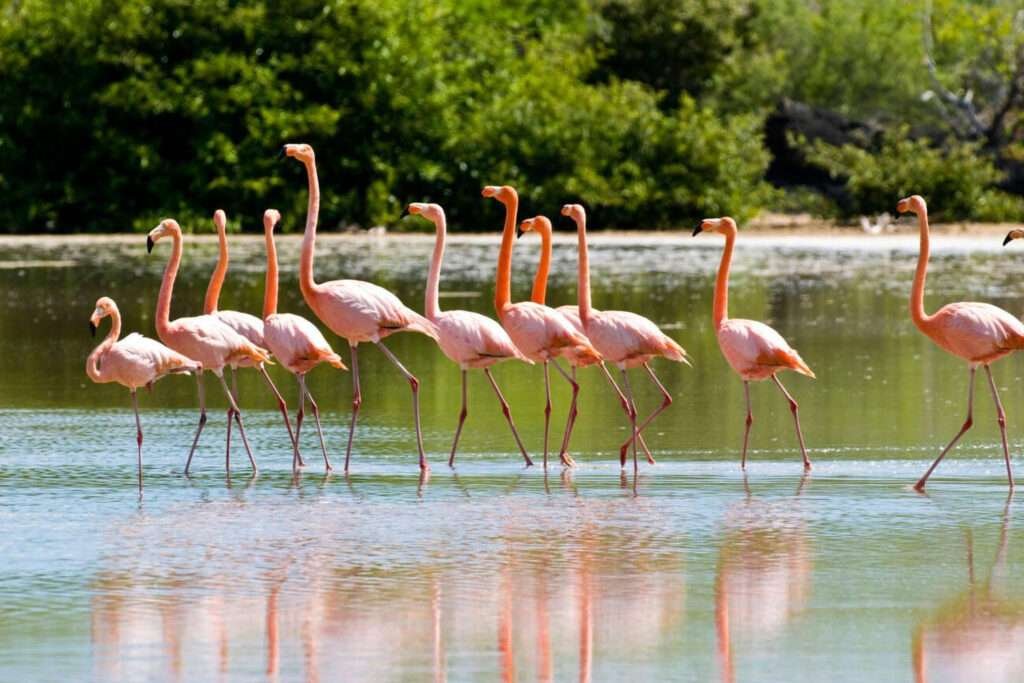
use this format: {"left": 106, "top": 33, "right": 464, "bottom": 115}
{"left": 915, "top": 367, "right": 977, "bottom": 491}
{"left": 616, "top": 363, "right": 671, "bottom": 464}
{"left": 448, "top": 369, "right": 469, "bottom": 467}
{"left": 543, "top": 361, "right": 552, "bottom": 469}
{"left": 131, "top": 389, "right": 143, "bottom": 492}
{"left": 184, "top": 371, "right": 208, "bottom": 475}
{"left": 984, "top": 365, "right": 1015, "bottom": 489}
{"left": 550, "top": 361, "right": 578, "bottom": 467}
{"left": 225, "top": 366, "right": 236, "bottom": 472}
{"left": 300, "top": 374, "right": 331, "bottom": 472}
{"left": 599, "top": 363, "right": 654, "bottom": 466}
{"left": 344, "top": 344, "right": 362, "bottom": 472}
{"left": 484, "top": 368, "right": 533, "bottom": 467}
{"left": 294, "top": 375, "right": 305, "bottom": 469}
{"left": 620, "top": 368, "right": 639, "bottom": 475}
{"left": 741, "top": 381, "right": 753, "bottom": 469}
{"left": 217, "top": 372, "right": 257, "bottom": 473}
{"left": 375, "top": 341, "right": 429, "bottom": 471}
{"left": 259, "top": 364, "right": 302, "bottom": 470}
{"left": 771, "top": 374, "right": 811, "bottom": 471}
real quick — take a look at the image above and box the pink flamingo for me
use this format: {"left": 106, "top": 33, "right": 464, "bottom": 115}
{"left": 517, "top": 215, "right": 658, "bottom": 464}
{"left": 282, "top": 143, "right": 439, "bottom": 472}
{"left": 693, "top": 217, "right": 814, "bottom": 471}
{"left": 561, "top": 204, "right": 689, "bottom": 472}
{"left": 407, "top": 202, "right": 533, "bottom": 467}
{"left": 261, "top": 209, "right": 348, "bottom": 471}
{"left": 898, "top": 194, "right": 1020, "bottom": 491}
{"left": 147, "top": 219, "right": 272, "bottom": 474}
{"left": 86, "top": 297, "right": 201, "bottom": 490}
{"left": 483, "top": 186, "right": 600, "bottom": 468}
{"left": 204, "top": 209, "right": 301, "bottom": 465}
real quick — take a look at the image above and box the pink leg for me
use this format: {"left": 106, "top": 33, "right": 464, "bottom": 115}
{"left": 375, "top": 341, "right": 429, "bottom": 471}
{"left": 225, "top": 366, "right": 239, "bottom": 472}
{"left": 543, "top": 361, "right": 552, "bottom": 469}
{"left": 599, "top": 363, "right": 655, "bottom": 465}
{"left": 131, "top": 389, "right": 143, "bottom": 492}
{"left": 741, "top": 381, "right": 753, "bottom": 469}
{"left": 344, "top": 344, "right": 362, "bottom": 472}
{"left": 620, "top": 368, "right": 639, "bottom": 475}
{"left": 485, "top": 368, "right": 533, "bottom": 467}
{"left": 448, "top": 370, "right": 469, "bottom": 467}
{"left": 550, "top": 361, "right": 578, "bottom": 467}
{"left": 984, "top": 365, "right": 1015, "bottom": 490}
{"left": 217, "top": 372, "right": 257, "bottom": 473}
{"left": 184, "top": 371, "right": 208, "bottom": 475}
{"left": 616, "top": 363, "right": 671, "bottom": 464}
{"left": 260, "top": 364, "right": 303, "bottom": 469}
{"left": 915, "top": 366, "right": 976, "bottom": 491}
{"left": 294, "top": 375, "right": 305, "bottom": 471}
{"left": 771, "top": 374, "right": 811, "bottom": 471}
{"left": 300, "top": 374, "right": 332, "bottom": 472}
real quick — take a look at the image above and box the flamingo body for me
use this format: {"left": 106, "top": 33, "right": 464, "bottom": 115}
{"left": 555, "top": 305, "right": 604, "bottom": 368}
{"left": 213, "top": 309, "right": 266, "bottom": 349}
{"left": 436, "top": 309, "right": 527, "bottom": 369}
{"left": 499, "top": 301, "right": 598, "bottom": 364}
{"left": 91, "top": 333, "right": 199, "bottom": 389}
{"left": 158, "top": 314, "right": 268, "bottom": 372}
{"left": 264, "top": 313, "right": 345, "bottom": 375}
{"left": 920, "top": 302, "right": 1024, "bottom": 364}
{"left": 584, "top": 309, "right": 687, "bottom": 369}
{"left": 717, "top": 318, "right": 815, "bottom": 381}
{"left": 307, "top": 279, "right": 438, "bottom": 344}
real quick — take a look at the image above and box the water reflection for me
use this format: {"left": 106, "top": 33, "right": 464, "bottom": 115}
{"left": 715, "top": 476, "right": 812, "bottom": 682}
{"left": 912, "top": 494, "right": 1024, "bottom": 683}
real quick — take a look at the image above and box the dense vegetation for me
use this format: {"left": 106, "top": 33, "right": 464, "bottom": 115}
{"left": 1, "top": 0, "right": 1023, "bottom": 232}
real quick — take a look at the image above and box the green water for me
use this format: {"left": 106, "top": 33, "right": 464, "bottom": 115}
{"left": 1, "top": 231, "right": 1023, "bottom": 681}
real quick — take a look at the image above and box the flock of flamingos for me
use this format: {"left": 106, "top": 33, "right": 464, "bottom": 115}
{"left": 85, "top": 143, "right": 1024, "bottom": 493}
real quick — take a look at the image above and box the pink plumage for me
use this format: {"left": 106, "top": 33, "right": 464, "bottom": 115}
{"left": 717, "top": 319, "right": 814, "bottom": 381}
{"left": 583, "top": 309, "right": 688, "bottom": 369}
{"left": 306, "top": 279, "right": 438, "bottom": 343}
{"left": 919, "top": 302, "right": 1024, "bottom": 364}
{"left": 500, "top": 301, "right": 600, "bottom": 364}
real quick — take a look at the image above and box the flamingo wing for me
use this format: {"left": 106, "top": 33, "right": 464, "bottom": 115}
{"left": 265, "top": 313, "right": 346, "bottom": 371}
{"left": 717, "top": 319, "right": 813, "bottom": 379}
{"left": 318, "top": 279, "right": 439, "bottom": 341}
{"left": 930, "top": 302, "right": 1024, "bottom": 361}
{"left": 501, "top": 301, "right": 596, "bottom": 362}
{"left": 214, "top": 309, "right": 266, "bottom": 347}
{"left": 437, "top": 310, "right": 529, "bottom": 367}
{"left": 588, "top": 310, "right": 687, "bottom": 365}
{"left": 107, "top": 333, "right": 199, "bottom": 387}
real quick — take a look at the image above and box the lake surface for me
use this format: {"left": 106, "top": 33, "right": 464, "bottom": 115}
{"left": 2, "top": 229, "right": 1024, "bottom": 681}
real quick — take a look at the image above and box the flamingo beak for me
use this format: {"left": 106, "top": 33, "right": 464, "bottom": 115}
{"left": 89, "top": 321, "right": 96, "bottom": 337}
{"left": 516, "top": 225, "right": 524, "bottom": 239}
{"left": 146, "top": 235, "right": 154, "bottom": 253}
{"left": 692, "top": 224, "right": 703, "bottom": 236}
{"left": 1004, "top": 232, "right": 1015, "bottom": 247}
{"left": 277, "top": 146, "right": 286, "bottom": 160}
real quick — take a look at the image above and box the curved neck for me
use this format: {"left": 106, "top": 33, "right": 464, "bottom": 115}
{"left": 425, "top": 215, "right": 446, "bottom": 321}
{"left": 911, "top": 210, "right": 933, "bottom": 329}
{"left": 299, "top": 159, "right": 320, "bottom": 302}
{"left": 263, "top": 228, "right": 279, "bottom": 319}
{"left": 575, "top": 216, "right": 592, "bottom": 323}
{"left": 713, "top": 228, "right": 735, "bottom": 329}
{"left": 155, "top": 231, "right": 182, "bottom": 337}
{"left": 204, "top": 221, "right": 229, "bottom": 314}
{"left": 530, "top": 223, "right": 551, "bottom": 305}
{"left": 86, "top": 311, "right": 121, "bottom": 382}
{"left": 495, "top": 196, "right": 518, "bottom": 313}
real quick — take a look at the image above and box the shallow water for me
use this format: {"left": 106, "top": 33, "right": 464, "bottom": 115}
{"left": 2, "top": 230, "right": 1024, "bottom": 681}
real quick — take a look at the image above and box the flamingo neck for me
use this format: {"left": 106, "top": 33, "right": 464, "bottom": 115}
{"left": 204, "top": 220, "right": 229, "bottom": 314}
{"left": 713, "top": 227, "right": 735, "bottom": 329}
{"left": 299, "top": 159, "right": 320, "bottom": 304}
{"left": 575, "top": 215, "right": 592, "bottom": 324}
{"left": 530, "top": 222, "right": 551, "bottom": 305}
{"left": 425, "top": 215, "right": 446, "bottom": 321}
{"left": 495, "top": 196, "right": 518, "bottom": 314}
{"left": 263, "top": 228, "right": 279, "bottom": 319}
{"left": 155, "top": 230, "right": 182, "bottom": 338}
{"left": 86, "top": 311, "right": 121, "bottom": 383}
{"left": 911, "top": 209, "right": 933, "bottom": 330}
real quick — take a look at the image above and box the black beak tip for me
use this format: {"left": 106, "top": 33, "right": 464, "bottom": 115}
{"left": 516, "top": 227, "right": 523, "bottom": 239}
{"left": 146, "top": 235, "right": 154, "bottom": 253}
{"left": 276, "top": 146, "right": 286, "bottom": 160}
{"left": 1004, "top": 234, "right": 1014, "bottom": 246}
{"left": 89, "top": 322, "right": 96, "bottom": 337}
{"left": 691, "top": 225, "right": 703, "bottom": 237}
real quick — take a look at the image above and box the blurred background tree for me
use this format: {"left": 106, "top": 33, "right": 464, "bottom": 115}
{"left": 0, "top": 0, "right": 1021, "bottom": 232}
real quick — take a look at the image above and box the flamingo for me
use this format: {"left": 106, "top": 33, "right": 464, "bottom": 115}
{"left": 483, "top": 186, "right": 600, "bottom": 468}
{"left": 561, "top": 204, "right": 689, "bottom": 472}
{"left": 261, "top": 208, "right": 348, "bottom": 472}
{"left": 281, "top": 143, "right": 439, "bottom": 472}
{"left": 517, "top": 214, "right": 659, "bottom": 465}
{"left": 147, "top": 218, "right": 272, "bottom": 474}
{"left": 693, "top": 216, "right": 814, "bottom": 471}
{"left": 204, "top": 209, "right": 301, "bottom": 465}
{"left": 86, "top": 296, "right": 201, "bottom": 490}
{"left": 406, "top": 202, "right": 533, "bottom": 467}
{"left": 897, "top": 194, "right": 1020, "bottom": 491}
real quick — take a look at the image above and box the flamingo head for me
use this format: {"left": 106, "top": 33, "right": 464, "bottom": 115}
{"left": 280, "top": 143, "right": 315, "bottom": 163}
{"left": 89, "top": 296, "right": 117, "bottom": 336}
{"left": 212, "top": 209, "right": 227, "bottom": 234}
{"left": 146, "top": 218, "right": 181, "bottom": 253}
{"left": 1004, "top": 228, "right": 1024, "bottom": 247}
{"left": 560, "top": 203, "right": 586, "bottom": 227}
{"left": 518, "top": 215, "right": 551, "bottom": 239}
{"left": 481, "top": 185, "right": 517, "bottom": 204}
{"left": 896, "top": 195, "right": 926, "bottom": 215}
{"left": 693, "top": 217, "right": 737, "bottom": 237}
{"left": 406, "top": 202, "right": 445, "bottom": 224}
{"left": 263, "top": 209, "right": 281, "bottom": 233}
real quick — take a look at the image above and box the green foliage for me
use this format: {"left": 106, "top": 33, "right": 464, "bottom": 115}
{"left": 799, "top": 127, "right": 1024, "bottom": 220}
